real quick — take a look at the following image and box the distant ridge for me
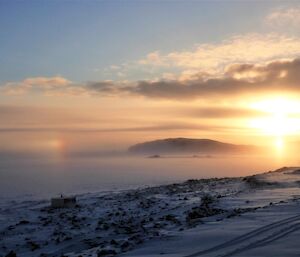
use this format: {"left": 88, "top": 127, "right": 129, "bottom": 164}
{"left": 128, "top": 138, "right": 257, "bottom": 154}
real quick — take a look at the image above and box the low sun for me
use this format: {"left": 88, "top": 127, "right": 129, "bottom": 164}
{"left": 249, "top": 97, "right": 300, "bottom": 150}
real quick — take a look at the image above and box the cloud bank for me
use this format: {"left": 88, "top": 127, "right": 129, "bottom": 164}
{"left": 1, "top": 31, "right": 300, "bottom": 101}
{"left": 138, "top": 33, "right": 300, "bottom": 74}
{"left": 1, "top": 58, "right": 300, "bottom": 100}
{"left": 85, "top": 57, "right": 300, "bottom": 99}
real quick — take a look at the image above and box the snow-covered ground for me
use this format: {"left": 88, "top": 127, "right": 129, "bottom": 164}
{"left": 1, "top": 167, "right": 300, "bottom": 257}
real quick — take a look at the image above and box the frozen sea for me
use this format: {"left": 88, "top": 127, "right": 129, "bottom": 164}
{"left": 1, "top": 153, "right": 299, "bottom": 202}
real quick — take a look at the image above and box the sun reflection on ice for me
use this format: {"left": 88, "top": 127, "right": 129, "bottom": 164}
{"left": 274, "top": 137, "right": 288, "bottom": 162}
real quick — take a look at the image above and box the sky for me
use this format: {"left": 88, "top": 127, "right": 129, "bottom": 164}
{"left": 1, "top": 0, "right": 300, "bottom": 155}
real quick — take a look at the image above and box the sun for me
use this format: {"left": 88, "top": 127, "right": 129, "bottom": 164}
{"left": 249, "top": 97, "right": 300, "bottom": 149}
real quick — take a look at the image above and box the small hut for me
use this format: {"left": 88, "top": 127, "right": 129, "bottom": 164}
{"left": 51, "top": 195, "right": 76, "bottom": 208}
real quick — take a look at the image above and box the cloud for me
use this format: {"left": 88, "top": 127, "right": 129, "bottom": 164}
{"left": 266, "top": 7, "right": 300, "bottom": 28}
{"left": 85, "top": 81, "right": 121, "bottom": 95}
{"left": 120, "top": 58, "right": 300, "bottom": 99}
{"left": 139, "top": 51, "right": 167, "bottom": 66}
{"left": 0, "top": 123, "right": 242, "bottom": 134}
{"left": 138, "top": 34, "right": 300, "bottom": 75}
{"left": 95, "top": 33, "right": 300, "bottom": 81}
{"left": 180, "top": 107, "right": 266, "bottom": 119}
{"left": 1, "top": 76, "right": 71, "bottom": 95}
{"left": 2, "top": 58, "right": 300, "bottom": 100}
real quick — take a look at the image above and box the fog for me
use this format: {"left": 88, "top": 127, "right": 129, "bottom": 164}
{"left": 1, "top": 152, "right": 299, "bottom": 202}
{"left": 1, "top": 128, "right": 299, "bottom": 202}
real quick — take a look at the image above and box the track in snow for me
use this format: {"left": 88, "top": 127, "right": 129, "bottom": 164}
{"left": 185, "top": 214, "right": 300, "bottom": 257}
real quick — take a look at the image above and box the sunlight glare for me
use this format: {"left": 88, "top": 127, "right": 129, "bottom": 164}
{"left": 249, "top": 98, "right": 300, "bottom": 137}
{"left": 275, "top": 137, "right": 284, "bottom": 151}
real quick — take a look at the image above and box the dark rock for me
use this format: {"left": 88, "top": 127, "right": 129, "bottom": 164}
{"left": 97, "top": 249, "right": 117, "bottom": 256}
{"left": 164, "top": 214, "right": 180, "bottom": 224}
{"left": 243, "top": 175, "right": 278, "bottom": 188}
{"left": 17, "top": 220, "right": 30, "bottom": 225}
{"left": 121, "top": 241, "right": 131, "bottom": 249}
{"left": 28, "top": 241, "right": 40, "bottom": 251}
{"left": 5, "top": 251, "right": 17, "bottom": 257}
{"left": 110, "top": 239, "right": 118, "bottom": 245}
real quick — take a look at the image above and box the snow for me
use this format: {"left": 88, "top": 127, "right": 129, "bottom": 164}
{"left": 1, "top": 167, "right": 300, "bottom": 257}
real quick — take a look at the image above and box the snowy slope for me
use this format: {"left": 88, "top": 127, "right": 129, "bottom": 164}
{"left": 1, "top": 167, "right": 300, "bottom": 257}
